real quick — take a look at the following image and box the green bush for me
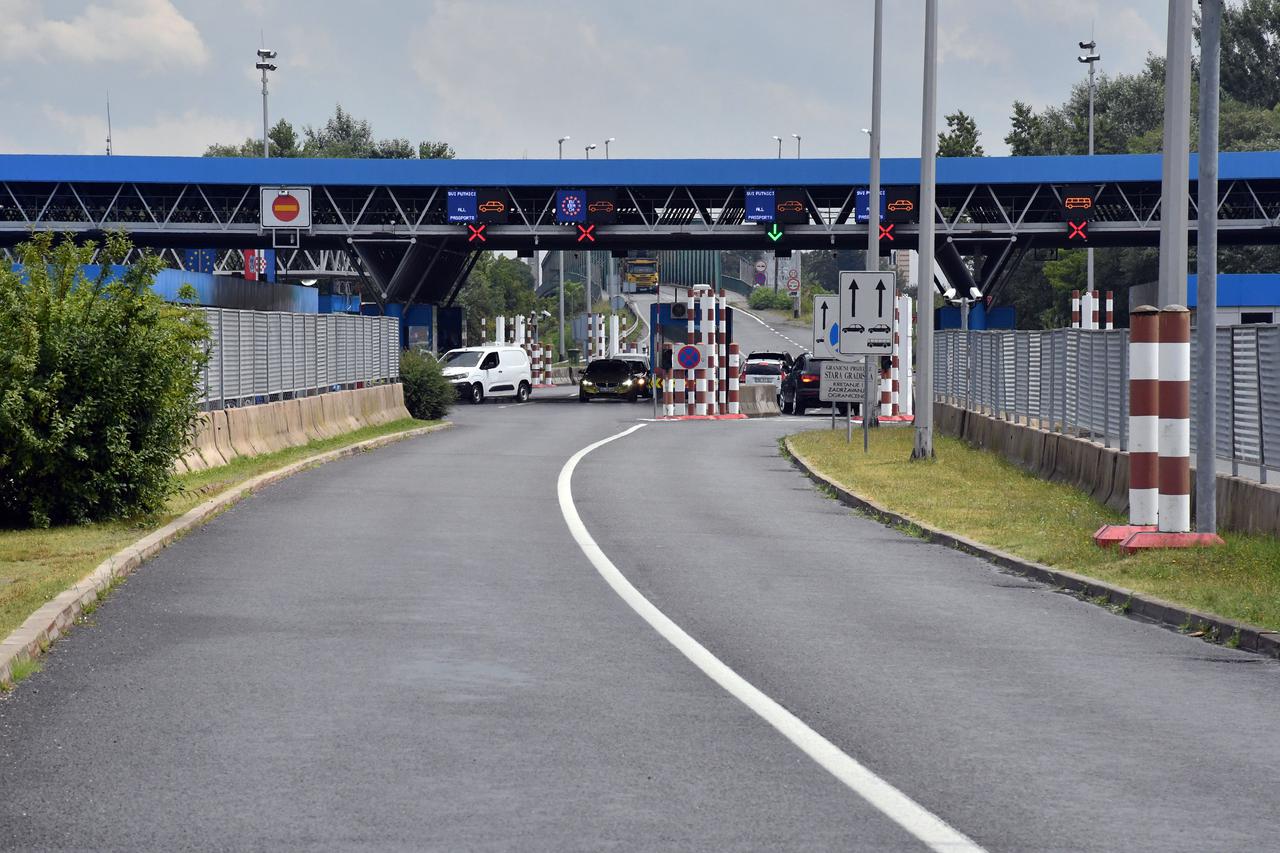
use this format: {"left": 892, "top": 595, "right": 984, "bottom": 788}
{"left": 748, "top": 287, "right": 796, "bottom": 311}
{"left": 399, "top": 348, "right": 453, "bottom": 420}
{"left": 0, "top": 233, "right": 210, "bottom": 528}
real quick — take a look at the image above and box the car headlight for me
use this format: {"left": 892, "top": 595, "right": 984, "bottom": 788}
{"left": 621, "top": 379, "right": 632, "bottom": 388}
{"left": 582, "top": 381, "right": 596, "bottom": 390}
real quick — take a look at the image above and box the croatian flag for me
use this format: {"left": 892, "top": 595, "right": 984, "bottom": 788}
{"left": 242, "top": 249, "right": 276, "bottom": 282}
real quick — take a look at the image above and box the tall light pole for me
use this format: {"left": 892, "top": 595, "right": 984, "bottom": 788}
{"left": 585, "top": 143, "right": 597, "bottom": 159}
{"left": 557, "top": 135, "right": 570, "bottom": 360}
{"left": 792, "top": 133, "right": 802, "bottom": 159}
{"left": 913, "top": 0, "right": 938, "bottom": 460}
{"left": 558, "top": 135, "right": 570, "bottom": 159}
{"left": 864, "top": 0, "right": 883, "bottom": 447}
{"left": 1079, "top": 38, "right": 1100, "bottom": 298}
{"left": 1197, "top": 0, "right": 1222, "bottom": 534}
{"left": 772, "top": 135, "right": 782, "bottom": 158}
{"left": 604, "top": 137, "right": 615, "bottom": 159}
{"left": 255, "top": 48, "right": 277, "bottom": 157}
{"left": 1158, "top": 0, "right": 1192, "bottom": 307}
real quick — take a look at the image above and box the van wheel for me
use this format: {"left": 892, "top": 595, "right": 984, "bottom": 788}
{"left": 469, "top": 383, "right": 484, "bottom": 404}
{"left": 515, "top": 382, "right": 530, "bottom": 403}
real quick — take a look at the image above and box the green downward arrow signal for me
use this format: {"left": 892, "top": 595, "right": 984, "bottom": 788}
{"left": 767, "top": 223, "right": 783, "bottom": 242}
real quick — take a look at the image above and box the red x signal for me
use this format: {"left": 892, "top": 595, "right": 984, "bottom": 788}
{"left": 577, "top": 224, "right": 596, "bottom": 243}
{"left": 467, "top": 223, "right": 486, "bottom": 243}
{"left": 878, "top": 223, "right": 895, "bottom": 241}
{"left": 1067, "top": 220, "right": 1088, "bottom": 240}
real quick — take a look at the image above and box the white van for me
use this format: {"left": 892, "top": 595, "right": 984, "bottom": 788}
{"left": 440, "top": 345, "right": 533, "bottom": 404}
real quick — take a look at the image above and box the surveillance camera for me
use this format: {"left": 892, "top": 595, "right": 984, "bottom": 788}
{"left": 969, "top": 286, "right": 983, "bottom": 300}
{"left": 257, "top": 48, "right": 277, "bottom": 59}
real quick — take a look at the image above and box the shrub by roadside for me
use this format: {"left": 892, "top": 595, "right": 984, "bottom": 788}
{"left": 748, "top": 287, "right": 794, "bottom": 311}
{"left": 400, "top": 349, "right": 454, "bottom": 420}
{"left": 0, "top": 233, "right": 209, "bottom": 528}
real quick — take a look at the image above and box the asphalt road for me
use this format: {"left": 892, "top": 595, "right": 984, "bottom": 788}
{"left": 2, "top": 353, "right": 1279, "bottom": 849}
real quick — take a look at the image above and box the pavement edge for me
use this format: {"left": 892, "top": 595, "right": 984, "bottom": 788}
{"left": 0, "top": 422, "right": 453, "bottom": 691}
{"left": 781, "top": 436, "right": 1280, "bottom": 663}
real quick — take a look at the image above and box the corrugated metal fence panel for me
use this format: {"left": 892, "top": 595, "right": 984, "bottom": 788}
{"left": 389, "top": 317, "right": 401, "bottom": 378}
{"left": 1215, "top": 327, "right": 1235, "bottom": 459}
{"left": 253, "top": 312, "right": 269, "bottom": 397}
{"left": 1231, "top": 328, "right": 1263, "bottom": 464}
{"left": 1259, "top": 325, "right": 1280, "bottom": 471}
{"left": 304, "top": 314, "right": 318, "bottom": 389}
{"left": 317, "top": 315, "right": 332, "bottom": 388}
{"left": 204, "top": 308, "right": 222, "bottom": 403}
{"left": 267, "top": 313, "right": 283, "bottom": 396}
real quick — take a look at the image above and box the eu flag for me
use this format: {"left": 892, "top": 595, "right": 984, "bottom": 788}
{"left": 183, "top": 248, "right": 216, "bottom": 273}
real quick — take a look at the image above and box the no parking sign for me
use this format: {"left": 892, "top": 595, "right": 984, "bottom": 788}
{"left": 675, "top": 345, "right": 703, "bottom": 370}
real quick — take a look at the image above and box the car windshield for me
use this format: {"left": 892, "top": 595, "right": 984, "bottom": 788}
{"left": 584, "top": 359, "right": 629, "bottom": 381}
{"left": 624, "top": 360, "right": 649, "bottom": 373}
{"left": 442, "top": 351, "right": 482, "bottom": 368}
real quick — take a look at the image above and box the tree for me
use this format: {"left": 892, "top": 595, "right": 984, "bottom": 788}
{"left": 937, "top": 110, "right": 984, "bottom": 157}
{"left": 1005, "top": 101, "right": 1041, "bottom": 156}
{"left": 204, "top": 118, "right": 300, "bottom": 158}
{"left": 205, "top": 105, "right": 455, "bottom": 160}
{"left": 1218, "top": 0, "right": 1280, "bottom": 110}
{"left": 0, "top": 233, "right": 209, "bottom": 527}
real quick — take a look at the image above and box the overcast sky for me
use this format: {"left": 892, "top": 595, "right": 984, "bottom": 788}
{"left": 0, "top": 0, "right": 1176, "bottom": 160}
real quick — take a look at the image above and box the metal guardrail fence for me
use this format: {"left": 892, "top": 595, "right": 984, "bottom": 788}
{"left": 197, "top": 308, "right": 400, "bottom": 408}
{"left": 935, "top": 327, "right": 1280, "bottom": 483}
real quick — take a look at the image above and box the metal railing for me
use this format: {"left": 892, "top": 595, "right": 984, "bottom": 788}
{"left": 197, "top": 308, "right": 400, "bottom": 408}
{"left": 935, "top": 326, "right": 1279, "bottom": 483}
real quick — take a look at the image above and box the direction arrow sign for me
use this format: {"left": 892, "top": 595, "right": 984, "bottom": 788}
{"left": 837, "top": 270, "right": 896, "bottom": 356}
{"left": 811, "top": 295, "right": 839, "bottom": 359}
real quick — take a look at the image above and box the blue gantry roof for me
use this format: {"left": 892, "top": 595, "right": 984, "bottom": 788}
{"left": 3, "top": 151, "right": 1280, "bottom": 187}
{"left": 1186, "top": 274, "right": 1280, "bottom": 308}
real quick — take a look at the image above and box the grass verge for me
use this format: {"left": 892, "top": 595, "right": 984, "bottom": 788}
{"left": 0, "top": 417, "right": 439, "bottom": 642}
{"left": 788, "top": 428, "right": 1280, "bottom": 632}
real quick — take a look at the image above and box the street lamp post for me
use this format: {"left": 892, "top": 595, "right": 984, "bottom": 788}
{"left": 557, "top": 136, "right": 570, "bottom": 159}
{"left": 1079, "top": 38, "right": 1100, "bottom": 299}
{"left": 792, "top": 133, "right": 802, "bottom": 159}
{"left": 604, "top": 137, "right": 615, "bottom": 159}
{"left": 913, "top": 0, "right": 938, "bottom": 460}
{"left": 585, "top": 143, "right": 597, "bottom": 159}
{"left": 255, "top": 48, "right": 277, "bottom": 157}
{"left": 772, "top": 135, "right": 782, "bottom": 158}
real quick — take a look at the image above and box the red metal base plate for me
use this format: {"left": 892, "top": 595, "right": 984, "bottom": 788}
{"left": 1118, "top": 531, "right": 1226, "bottom": 554}
{"left": 1093, "top": 524, "right": 1157, "bottom": 548}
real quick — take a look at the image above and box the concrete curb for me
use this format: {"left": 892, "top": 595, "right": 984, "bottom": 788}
{"left": 0, "top": 421, "right": 453, "bottom": 691}
{"left": 782, "top": 437, "right": 1280, "bottom": 662}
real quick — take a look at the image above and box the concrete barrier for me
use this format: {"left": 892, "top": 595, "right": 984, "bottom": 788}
{"left": 738, "top": 385, "right": 780, "bottom": 417}
{"left": 179, "top": 384, "right": 413, "bottom": 474}
{"left": 935, "top": 401, "right": 1280, "bottom": 538}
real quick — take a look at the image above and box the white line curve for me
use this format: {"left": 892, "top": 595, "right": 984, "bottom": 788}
{"left": 557, "top": 424, "right": 986, "bottom": 853}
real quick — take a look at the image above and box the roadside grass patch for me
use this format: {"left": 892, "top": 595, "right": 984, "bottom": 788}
{"left": 0, "top": 417, "right": 438, "bottom": 641}
{"left": 1, "top": 656, "right": 42, "bottom": 691}
{"left": 788, "top": 428, "right": 1280, "bottom": 633}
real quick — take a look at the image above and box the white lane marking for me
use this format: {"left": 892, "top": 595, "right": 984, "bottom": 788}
{"left": 557, "top": 426, "right": 986, "bottom": 853}
{"left": 735, "top": 305, "right": 805, "bottom": 349}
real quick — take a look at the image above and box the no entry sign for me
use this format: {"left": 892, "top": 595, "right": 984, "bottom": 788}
{"left": 260, "top": 187, "right": 312, "bottom": 228}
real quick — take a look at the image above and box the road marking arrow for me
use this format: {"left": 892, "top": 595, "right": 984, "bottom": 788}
{"left": 876, "top": 280, "right": 886, "bottom": 317}
{"left": 848, "top": 277, "right": 859, "bottom": 317}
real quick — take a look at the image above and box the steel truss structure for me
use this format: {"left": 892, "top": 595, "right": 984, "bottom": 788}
{"left": 4, "top": 152, "right": 1280, "bottom": 305}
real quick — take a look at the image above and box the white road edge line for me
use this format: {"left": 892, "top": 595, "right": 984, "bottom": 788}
{"left": 557, "top": 425, "right": 986, "bottom": 853}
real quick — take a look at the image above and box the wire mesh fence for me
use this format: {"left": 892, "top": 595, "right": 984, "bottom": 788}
{"left": 935, "top": 326, "right": 1279, "bottom": 484}
{"left": 198, "top": 308, "right": 400, "bottom": 408}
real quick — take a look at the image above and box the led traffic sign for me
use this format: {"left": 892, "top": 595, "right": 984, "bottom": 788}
{"left": 1061, "top": 184, "right": 1095, "bottom": 242}
{"left": 477, "top": 190, "right": 509, "bottom": 224}
{"left": 744, "top": 189, "right": 776, "bottom": 222}
{"left": 447, "top": 189, "right": 477, "bottom": 223}
{"left": 556, "top": 189, "right": 587, "bottom": 224}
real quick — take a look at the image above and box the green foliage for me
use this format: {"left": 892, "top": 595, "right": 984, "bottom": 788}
{"left": 204, "top": 105, "right": 454, "bottom": 160}
{"left": 0, "top": 233, "right": 210, "bottom": 528}
{"left": 937, "top": 110, "right": 984, "bottom": 157}
{"left": 748, "top": 287, "right": 795, "bottom": 310}
{"left": 801, "top": 249, "right": 867, "bottom": 293}
{"left": 455, "top": 253, "right": 552, "bottom": 343}
{"left": 1218, "top": 0, "right": 1280, "bottom": 110}
{"left": 399, "top": 350, "right": 454, "bottom": 421}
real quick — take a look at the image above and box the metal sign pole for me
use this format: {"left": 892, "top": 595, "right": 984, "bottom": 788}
{"left": 864, "top": 0, "right": 883, "bottom": 453}
{"left": 913, "top": 0, "right": 938, "bottom": 460}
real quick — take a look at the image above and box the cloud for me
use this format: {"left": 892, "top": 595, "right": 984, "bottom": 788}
{"left": 45, "top": 106, "right": 253, "bottom": 156}
{"left": 0, "top": 0, "right": 209, "bottom": 68}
